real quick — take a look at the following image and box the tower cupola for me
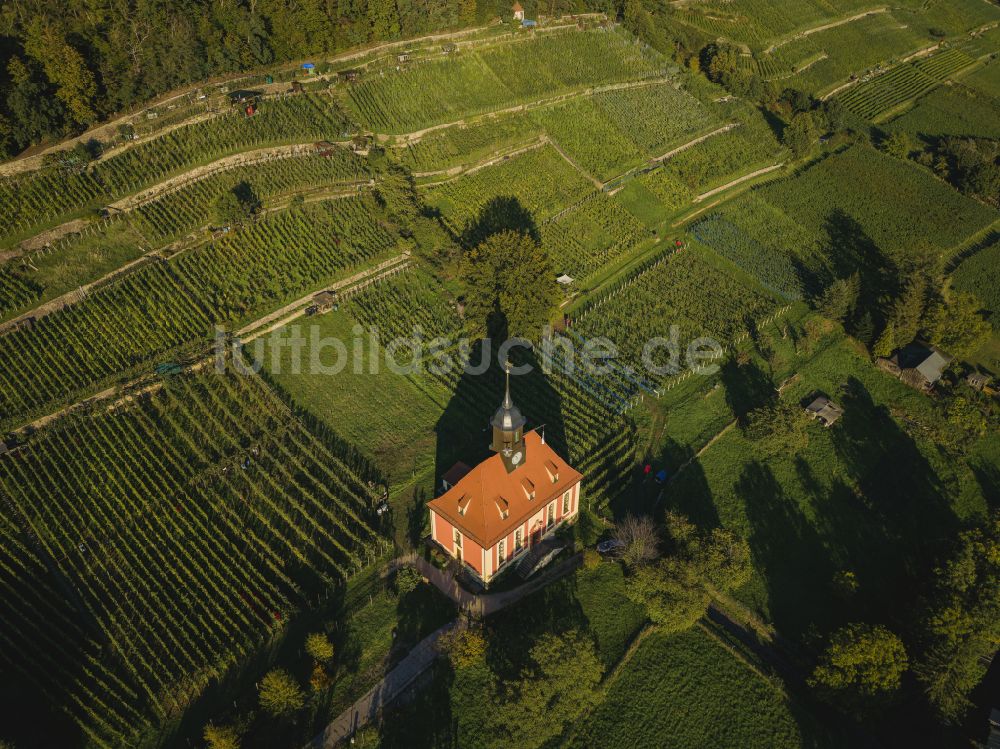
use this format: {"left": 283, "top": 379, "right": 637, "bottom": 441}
{"left": 490, "top": 361, "right": 526, "bottom": 472}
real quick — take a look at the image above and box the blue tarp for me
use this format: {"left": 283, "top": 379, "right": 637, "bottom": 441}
{"left": 655, "top": 469, "right": 668, "bottom": 483}
{"left": 522, "top": 19, "right": 537, "bottom": 27}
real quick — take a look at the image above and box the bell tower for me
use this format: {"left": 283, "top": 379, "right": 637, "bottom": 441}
{"left": 490, "top": 361, "right": 526, "bottom": 473}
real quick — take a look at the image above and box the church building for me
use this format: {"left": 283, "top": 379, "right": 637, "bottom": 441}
{"left": 427, "top": 366, "right": 583, "bottom": 585}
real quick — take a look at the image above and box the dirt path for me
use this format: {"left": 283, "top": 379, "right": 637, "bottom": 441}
{"left": 654, "top": 123, "right": 739, "bottom": 163}
{"left": 693, "top": 162, "right": 784, "bottom": 203}
{"left": 0, "top": 15, "right": 612, "bottom": 178}
{"left": 385, "top": 75, "right": 672, "bottom": 146}
{"left": 765, "top": 7, "right": 887, "bottom": 53}
{"left": 547, "top": 138, "right": 604, "bottom": 189}
{"left": 9, "top": 252, "right": 412, "bottom": 436}
{"left": 418, "top": 138, "right": 548, "bottom": 187}
{"left": 237, "top": 252, "right": 411, "bottom": 340}
{"left": 308, "top": 620, "right": 459, "bottom": 749}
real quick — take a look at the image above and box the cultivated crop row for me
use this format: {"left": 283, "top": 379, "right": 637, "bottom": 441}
{"left": 573, "top": 246, "right": 778, "bottom": 375}
{"left": 0, "top": 371, "right": 385, "bottom": 747}
{"left": 133, "top": 148, "right": 369, "bottom": 243}
{"left": 0, "top": 92, "right": 353, "bottom": 243}
{"left": 0, "top": 267, "right": 41, "bottom": 316}
{"left": 541, "top": 195, "right": 648, "bottom": 280}
{"left": 424, "top": 145, "right": 595, "bottom": 234}
{"left": 346, "top": 28, "right": 665, "bottom": 134}
{"left": 838, "top": 64, "right": 937, "bottom": 120}
{"left": 0, "top": 196, "right": 403, "bottom": 427}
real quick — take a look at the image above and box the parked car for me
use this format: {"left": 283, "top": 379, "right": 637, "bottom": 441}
{"left": 597, "top": 539, "right": 626, "bottom": 556}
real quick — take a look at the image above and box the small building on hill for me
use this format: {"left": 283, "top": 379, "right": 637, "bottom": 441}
{"left": 967, "top": 371, "right": 992, "bottom": 392}
{"left": 427, "top": 366, "right": 582, "bottom": 585}
{"left": 512, "top": 2, "right": 525, "bottom": 21}
{"left": 877, "top": 342, "right": 951, "bottom": 393}
{"left": 805, "top": 395, "right": 843, "bottom": 427}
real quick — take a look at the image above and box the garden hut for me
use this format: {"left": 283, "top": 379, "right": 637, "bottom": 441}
{"left": 302, "top": 62, "right": 315, "bottom": 76}
{"left": 512, "top": 1, "right": 525, "bottom": 21}
{"left": 805, "top": 395, "right": 843, "bottom": 427}
{"left": 967, "top": 372, "right": 991, "bottom": 391}
{"left": 556, "top": 274, "right": 574, "bottom": 286}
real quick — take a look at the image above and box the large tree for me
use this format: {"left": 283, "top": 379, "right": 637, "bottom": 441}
{"left": 809, "top": 623, "right": 909, "bottom": 714}
{"left": 917, "top": 513, "right": 1000, "bottom": 723}
{"left": 624, "top": 512, "right": 752, "bottom": 632}
{"left": 924, "top": 290, "right": 992, "bottom": 360}
{"left": 460, "top": 230, "right": 559, "bottom": 341}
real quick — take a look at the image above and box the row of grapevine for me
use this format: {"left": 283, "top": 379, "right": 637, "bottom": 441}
{"left": 0, "top": 267, "right": 42, "bottom": 316}
{"left": 689, "top": 195, "right": 831, "bottom": 301}
{"left": 345, "top": 28, "right": 666, "bottom": 133}
{"left": 345, "top": 267, "right": 462, "bottom": 342}
{"left": 133, "top": 148, "right": 369, "bottom": 243}
{"left": 758, "top": 144, "right": 997, "bottom": 262}
{"left": 540, "top": 194, "right": 649, "bottom": 280}
{"left": 912, "top": 48, "right": 976, "bottom": 81}
{"left": 0, "top": 92, "right": 354, "bottom": 243}
{"left": 423, "top": 145, "right": 595, "bottom": 234}
{"left": 0, "top": 370, "right": 385, "bottom": 747}
{"left": 640, "top": 106, "right": 784, "bottom": 198}
{"left": 572, "top": 246, "right": 778, "bottom": 377}
{"left": 838, "top": 64, "right": 938, "bottom": 120}
{"left": 0, "top": 196, "right": 405, "bottom": 427}
{"left": 394, "top": 111, "right": 543, "bottom": 173}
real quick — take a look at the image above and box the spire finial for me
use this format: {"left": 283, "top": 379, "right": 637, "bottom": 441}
{"left": 502, "top": 359, "right": 513, "bottom": 408}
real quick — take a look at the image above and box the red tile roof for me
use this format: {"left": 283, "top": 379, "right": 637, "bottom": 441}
{"left": 442, "top": 461, "right": 472, "bottom": 487}
{"left": 512, "top": 1, "right": 524, "bottom": 11}
{"left": 428, "top": 431, "right": 581, "bottom": 548}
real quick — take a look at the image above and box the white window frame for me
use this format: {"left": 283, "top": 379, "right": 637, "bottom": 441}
{"left": 498, "top": 538, "right": 506, "bottom": 566}
{"left": 562, "top": 491, "right": 570, "bottom": 515}
{"left": 547, "top": 501, "right": 555, "bottom": 528}
{"left": 515, "top": 527, "right": 523, "bottom": 551}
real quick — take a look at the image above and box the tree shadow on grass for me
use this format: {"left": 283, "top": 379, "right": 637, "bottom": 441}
{"left": 650, "top": 436, "right": 721, "bottom": 531}
{"left": 971, "top": 459, "right": 1000, "bottom": 511}
{"left": 821, "top": 377, "right": 959, "bottom": 627}
{"left": 740, "top": 460, "right": 835, "bottom": 642}
{"left": 459, "top": 195, "right": 540, "bottom": 249}
{"left": 819, "top": 209, "right": 900, "bottom": 332}
{"left": 376, "top": 660, "right": 455, "bottom": 749}
{"left": 720, "top": 356, "right": 775, "bottom": 422}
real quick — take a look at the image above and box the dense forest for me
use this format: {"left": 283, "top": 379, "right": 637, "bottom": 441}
{"left": 0, "top": 0, "right": 612, "bottom": 157}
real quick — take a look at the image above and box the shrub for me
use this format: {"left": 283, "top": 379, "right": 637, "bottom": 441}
{"left": 305, "top": 632, "right": 335, "bottom": 664}
{"left": 203, "top": 724, "right": 241, "bottom": 749}
{"left": 395, "top": 565, "right": 422, "bottom": 595}
{"left": 258, "top": 669, "right": 305, "bottom": 718}
{"left": 582, "top": 547, "right": 602, "bottom": 570}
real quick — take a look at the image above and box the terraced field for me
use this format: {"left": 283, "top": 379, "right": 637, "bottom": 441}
{"left": 0, "top": 371, "right": 386, "bottom": 747}
{"left": 838, "top": 64, "right": 937, "bottom": 119}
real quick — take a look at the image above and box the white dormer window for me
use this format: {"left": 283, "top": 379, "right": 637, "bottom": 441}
{"left": 495, "top": 497, "right": 510, "bottom": 520}
{"left": 520, "top": 477, "right": 535, "bottom": 501}
{"left": 544, "top": 460, "right": 559, "bottom": 483}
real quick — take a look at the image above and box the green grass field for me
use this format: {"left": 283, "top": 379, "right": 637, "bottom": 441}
{"left": 665, "top": 335, "right": 993, "bottom": 639}
{"left": 569, "top": 627, "right": 833, "bottom": 749}
{"left": 886, "top": 83, "right": 1000, "bottom": 140}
